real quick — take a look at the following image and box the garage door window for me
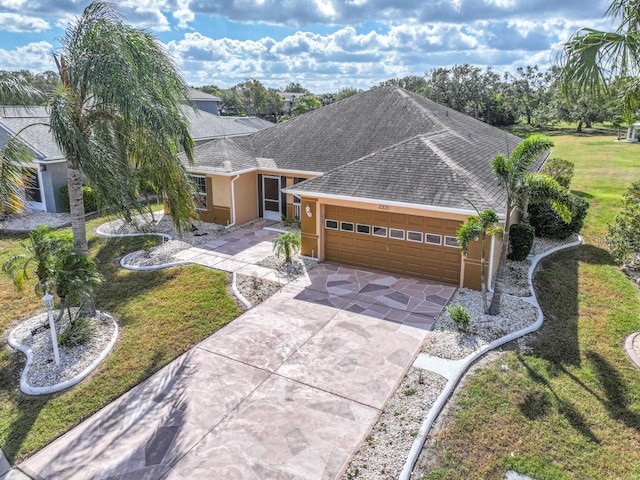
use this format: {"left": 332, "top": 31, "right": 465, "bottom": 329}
{"left": 372, "top": 226, "right": 387, "bottom": 237}
{"left": 407, "top": 231, "right": 423, "bottom": 243}
{"left": 340, "top": 221, "right": 354, "bottom": 232}
{"left": 425, "top": 233, "right": 442, "bottom": 245}
{"left": 356, "top": 224, "right": 371, "bottom": 235}
{"left": 389, "top": 228, "right": 405, "bottom": 240}
{"left": 444, "top": 236, "right": 459, "bottom": 248}
{"left": 325, "top": 219, "right": 338, "bottom": 230}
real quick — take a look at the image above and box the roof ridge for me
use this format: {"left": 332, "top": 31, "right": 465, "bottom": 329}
{"left": 419, "top": 134, "right": 502, "bottom": 211}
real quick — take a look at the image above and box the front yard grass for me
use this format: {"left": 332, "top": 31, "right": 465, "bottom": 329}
{"left": 423, "top": 129, "right": 640, "bottom": 479}
{"left": 0, "top": 215, "right": 240, "bottom": 463}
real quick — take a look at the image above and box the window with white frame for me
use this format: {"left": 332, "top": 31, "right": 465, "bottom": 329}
{"left": 192, "top": 175, "right": 207, "bottom": 210}
{"left": 444, "top": 236, "right": 459, "bottom": 248}
{"left": 389, "top": 228, "right": 405, "bottom": 240}
{"left": 407, "top": 231, "right": 423, "bottom": 243}
{"left": 356, "top": 224, "right": 371, "bottom": 235}
{"left": 340, "top": 221, "right": 354, "bottom": 232}
{"left": 325, "top": 219, "right": 339, "bottom": 230}
{"left": 372, "top": 226, "right": 387, "bottom": 237}
{"left": 425, "top": 233, "right": 442, "bottom": 245}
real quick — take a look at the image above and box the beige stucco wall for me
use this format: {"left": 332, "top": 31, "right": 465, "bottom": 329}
{"left": 233, "top": 171, "right": 258, "bottom": 225}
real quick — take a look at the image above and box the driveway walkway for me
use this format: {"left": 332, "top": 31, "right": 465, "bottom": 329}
{"left": 20, "top": 230, "right": 455, "bottom": 479}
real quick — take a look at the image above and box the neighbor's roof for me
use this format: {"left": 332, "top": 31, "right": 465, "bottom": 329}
{"left": 181, "top": 106, "right": 274, "bottom": 141}
{"left": 185, "top": 85, "right": 533, "bottom": 211}
{"left": 0, "top": 106, "right": 62, "bottom": 160}
{"left": 186, "top": 87, "right": 221, "bottom": 102}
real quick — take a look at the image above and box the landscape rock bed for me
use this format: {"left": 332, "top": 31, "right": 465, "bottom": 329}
{"left": 236, "top": 274, "right": 282, "bottom": 306}
{"left": 8, "top": 309, "right": 117, "bottom": 390}
{"left": 120, "top": 240, "right": 192, "bottom": 268}
{"left": 256, "top": 254, "right": 320, "bottom": 280}
{"left": 0, "top": 212, "right": 73, "bottom": 231}
{"left": 342, "top": 368, "right": 446, "bottom": 480}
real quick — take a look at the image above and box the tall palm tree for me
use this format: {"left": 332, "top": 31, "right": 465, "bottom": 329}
{"left": 488, "top": 134, "right": 573, "bottom": 315}
{"left": 50, "top": 1, "right": 196, "bottom": 258}
{"left": 559, "top": 0, "right": 640, "bottom": 96}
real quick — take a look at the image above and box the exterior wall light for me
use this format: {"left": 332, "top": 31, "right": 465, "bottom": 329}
{"left": 305, "top": 204, "right": 312, "bottom": 217}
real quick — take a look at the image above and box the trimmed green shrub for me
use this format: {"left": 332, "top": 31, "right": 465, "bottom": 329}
{"left": 508, "top": 223, "right": 535, "bottom": 261}
{"left": 58, "top": 311, "right": 96, "bottom": 347}
{"left": 542, "top": 158, "right": 574, "bottom": 188}
{"left": 60, "top": 185, "right": 99, "bottom": 213}
{"left": 606, "top": 181, "right": 640, "bottom": 267}
{"left": 446, "top": 304, "right": 470, "bottom": 330}
{"left": 528, "top": 195, "right": 589, "bottom": 239}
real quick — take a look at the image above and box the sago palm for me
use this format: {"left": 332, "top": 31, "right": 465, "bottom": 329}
{"left": 273, "top": 231, "right": 301, "bottom": 264}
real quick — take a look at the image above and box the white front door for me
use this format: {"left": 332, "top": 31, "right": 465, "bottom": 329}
{"left": 262, "top": 175, "right": 281, "bottom": 220}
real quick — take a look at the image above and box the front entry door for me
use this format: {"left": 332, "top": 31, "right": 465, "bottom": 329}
{"left": 262, "top": 175, "right": 281, "bottom": 220}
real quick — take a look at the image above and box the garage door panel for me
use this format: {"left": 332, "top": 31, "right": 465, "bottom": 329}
{"left": 324, "top": 206, "right": 460, "bottom": 284}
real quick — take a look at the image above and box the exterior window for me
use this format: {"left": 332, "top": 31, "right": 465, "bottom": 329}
{"left": 340, "top": 221, "right": 354, "bottom": 232}
{"left": 407, "top": 231, "right": 423, "bottom": 243}
{"left": 356, "top": 224, "right": 371, "bottom": 235}
{"left": 444, "top": 236, "right": 459, "bottom": 248}
{"left": 372, "top": 226, "right": 387, "bottom": 237}
{"left": 192, "top": 175, "right": 207, "bottom": 210}
{"left": 425, "top": 233, "right": 442, "bottom": 245}
{"left": 23, "top": 168, "right": 42, "bottom": 203}
{"left": 325, "top": 219, "right": 338, "bottom": 230}
{"left": 389, "top": 228, "right": 405, "bottom": 240}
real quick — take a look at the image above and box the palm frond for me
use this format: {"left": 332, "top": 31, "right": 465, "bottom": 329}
{"left": 0, "top": 137, "right": 32, "bottom": 216}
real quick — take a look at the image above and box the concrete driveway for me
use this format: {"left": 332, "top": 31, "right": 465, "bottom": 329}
{"left": 20, "top": 264, "right": 455, "bottom": 480}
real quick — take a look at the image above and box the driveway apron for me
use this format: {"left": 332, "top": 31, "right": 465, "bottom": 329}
{"left": 20, "top": 258, "right": 455, "bottom": 479}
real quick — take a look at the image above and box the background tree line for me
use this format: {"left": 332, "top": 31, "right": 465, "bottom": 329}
{"left": 3, "top": 64, "right": 637, "bottom": 131}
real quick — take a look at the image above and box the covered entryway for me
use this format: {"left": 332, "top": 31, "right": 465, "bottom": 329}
{"left": 261, "top": 175, "right": 281, "bottom": 221}
{"left": 323, "top": 205, "right": 462, "bottom": 284}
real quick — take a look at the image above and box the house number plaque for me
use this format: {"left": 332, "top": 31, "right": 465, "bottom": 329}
{"left": 378, "top": 204, "right": 390, "bottom": 211}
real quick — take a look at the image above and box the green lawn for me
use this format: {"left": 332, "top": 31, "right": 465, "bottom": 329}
{"left": 424, "top": 128, "right": 640, "bottom": 479}
{"left": 0, "top": 215, "right": 240, "bottom": 463}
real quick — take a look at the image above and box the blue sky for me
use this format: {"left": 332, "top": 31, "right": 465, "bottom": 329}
{"left": 0, "top": 0, "right": 611, "bottom": 93}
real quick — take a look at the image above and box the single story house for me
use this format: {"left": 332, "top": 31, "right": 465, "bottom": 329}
{"left": 181, "top": 85, "right": 549, "bottom": 289}
{"left": 0, "top": 103, "right": 274, "bottom": 213}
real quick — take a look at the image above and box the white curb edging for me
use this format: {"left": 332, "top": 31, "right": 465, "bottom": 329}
{"left": 399, "top": 235, "right": 583, "bottom": 480}
{"left": 232, "top": 271, "right": 252, "bottom": 309}
{"left": 119, "top": 252, "right": 192, "bottom": 271}
{"left": 7, "top": 312, "right": 119, "bottom": 396}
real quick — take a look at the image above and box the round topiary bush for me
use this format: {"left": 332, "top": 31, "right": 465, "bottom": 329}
{"left": 528, "top": 195, "right": 589, "bottom": 239}
{"left": 508, "top": 223, "right": 535, "bottom": 261}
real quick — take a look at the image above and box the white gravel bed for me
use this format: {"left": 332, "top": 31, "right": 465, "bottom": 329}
{"left": 0, "top": 212, "right": 72, "bottom": 231}
{"left": 422, "top": 289, "right": 538, "bottom": 360}
{"left": 342, "top": 368, "right": 447, "bottom": 480}
{"left": 121, "top": 239, "right": 192, "bottom": 268}
{"left": 236, "top": 274, "right": 282, "bottom": 306}
{"left": 531, "top": 233, "right": 579, "bottom": 255}
{"left": 500, "top": 258, "right": 532, "bottom": 297}
{"left": 9, "top": 309, "right": 116, "bottom": 389}
{"left": 98, "top": 210, "right": 226, "bottom": 245}
{"left": 256, "top": 254, "right": 320, "bottom": 279}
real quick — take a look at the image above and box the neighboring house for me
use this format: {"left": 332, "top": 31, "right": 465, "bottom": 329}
{"left": 181, "top": 85, "right": 548, "bottom": 289}
{"left": 186, "top": 87, "right": 221, "bottom": 116}
{"left": 278, "top": 92, "right": 300, "bottom": 115}
{"left": 0, "top": 105, "right": 273, "bottom": 213}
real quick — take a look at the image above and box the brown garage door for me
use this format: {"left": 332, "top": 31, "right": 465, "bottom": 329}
{"left": 324, "top": 205, "right": 461, "bottom": 284}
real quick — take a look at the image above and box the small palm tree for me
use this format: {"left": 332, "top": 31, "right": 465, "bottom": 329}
{"left": 457, "top": 207, "right": 502, "bottom": 314}
{"left": 273, "top": 231, "right": 301, "bottom": 264}
{"left": 488, "top": 134, "right": 573, "bottom": 315}
{"left": 52, "top": 249, "right": 101, "bottom": 323}
{"left": 2, "top": 225, "right": 72, "bottom": 295}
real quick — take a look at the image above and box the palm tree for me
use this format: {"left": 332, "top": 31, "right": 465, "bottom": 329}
{"left": 50, "top": 1, "right": 196, "bottom": 258}
{"left": 2, "top": 225, "right": 72, "bottom": 295}
{"left": 273, "top": 231, "right": 301, "bottom": 264}
{"left": 559, "top": 0, "right": 640, "bottom": 98}
{"left": 456, "top": 207, "right": 502, "bottom": 314}
{"left": 488, "top": 134, "right": 573, "bottom": 315}
{"left": 51, "top": 249, "right": 101, "bottom": 323}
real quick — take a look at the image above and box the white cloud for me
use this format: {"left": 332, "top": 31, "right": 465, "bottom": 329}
{"left": 0, "top": 41, "right": 54, "bottom": 72}
{"left": 0, "top": 12, "right": 49, "bottom": 32}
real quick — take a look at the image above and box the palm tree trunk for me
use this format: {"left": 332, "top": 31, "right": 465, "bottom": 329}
{"left": 480, "top": 236, "right": 488, "bottom": 314}
{"left": 488, "top": 207, "right": 512, "bottom": 315}
{"left": 67, "top": 165, "right": 87, "bottom": 254}
{"left": 67, "top": 164, "right": 96, "bottom": 315}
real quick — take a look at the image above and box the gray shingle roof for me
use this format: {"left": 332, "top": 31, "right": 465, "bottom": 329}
{"left": 188, "top": 85, "right": 531, "bottom": 211}
{"left": 0, "top": 106, "right": 62, "bottom": 160}
{"left": 181, "top": 107, "right": 273, "bottom": 141}
{"left": 185, "top": 137, "right": 257, "bottom": 174}
{"left": 186, "top": 87, "right": 221, "bottom": 102}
